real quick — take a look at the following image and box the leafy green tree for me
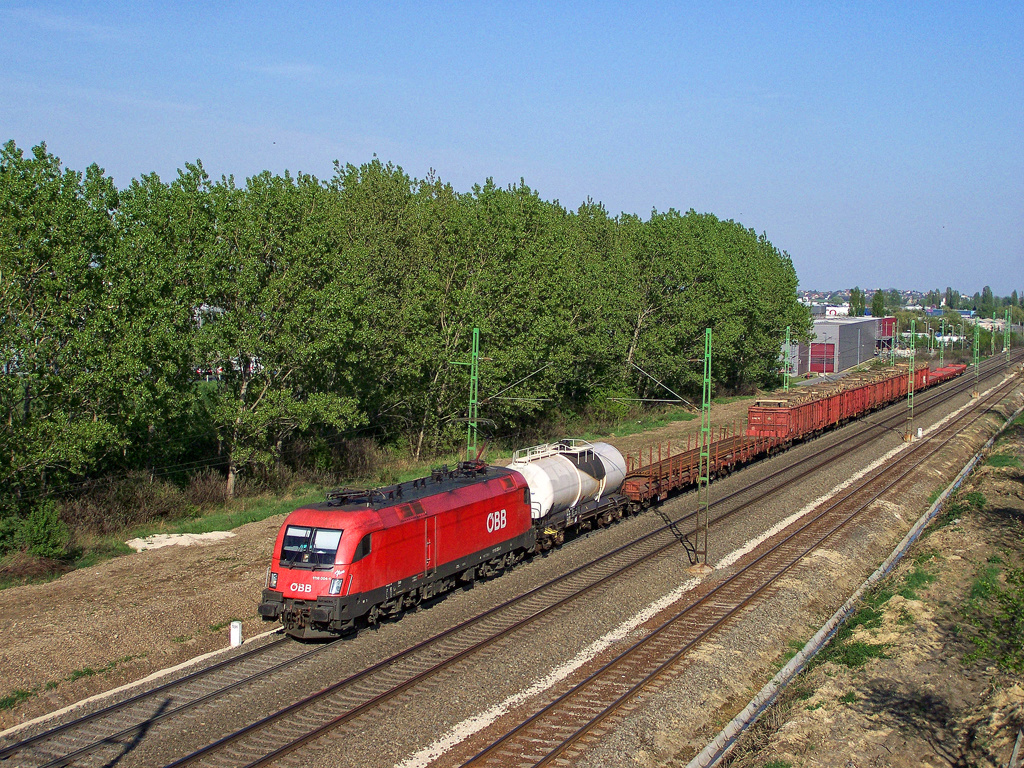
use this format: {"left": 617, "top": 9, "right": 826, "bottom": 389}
{"left": 871, "top": 289, "right": 885, "bottom": 317}
{"left": 0, "top": 141, "right": 121, "bottom": 518}
{"left": 197, "top": 169, "right": 363, "bottom": 496}
{"left": 849, "top": 287, "right": 865, "bottom": 316}
{"left": 944, "top": 286, "right": 960, "bottom": 310}
{"left": 979, "top": 286, "right": 996, "bottom": 317}
{"left": 886, "top": 289, "right": 902, "bottom": 313}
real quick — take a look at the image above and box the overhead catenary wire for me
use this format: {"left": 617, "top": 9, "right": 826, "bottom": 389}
{"left": 629, "top": 361, "right": 694, "bottom": 407}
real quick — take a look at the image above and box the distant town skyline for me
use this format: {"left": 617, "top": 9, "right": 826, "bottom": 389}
{"left": 2, "top": 3, "right": 1020, "bottom": 295}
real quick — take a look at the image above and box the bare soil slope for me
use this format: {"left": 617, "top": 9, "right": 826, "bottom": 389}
{"left": 723, "top": 424, "right": 1024, "bottom": 768}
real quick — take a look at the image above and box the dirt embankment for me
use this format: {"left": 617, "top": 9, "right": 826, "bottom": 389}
{"left": 724, "top": 420, "right": 1024, "bottom": 768}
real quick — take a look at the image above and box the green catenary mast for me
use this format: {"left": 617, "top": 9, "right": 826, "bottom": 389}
{"left": 695, "top": 327, "right": 712, "bottom": 567}
{"left": 452, "top": 327, "right": 481, "bottom": 461}
{"left": 907, "top": 318, "right": 915, "bottom": 439}
{"left": 973, "top": 322, "right": 981, "bottom": 397}
{"left": 940, "top": 318, "right": 945, "bottom": 368}
{"left": 784, "top": 326, "right": 791, "bottom": 392}
{"left": 1006, "top": 308, "right": 1012, "bottom": 361}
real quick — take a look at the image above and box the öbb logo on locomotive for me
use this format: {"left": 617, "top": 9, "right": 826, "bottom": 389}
{"left": 486, "top": 508, "right": 507, "bottom": 533}
{"left": 257, "top": 364, "right": 967, "bottom": 640}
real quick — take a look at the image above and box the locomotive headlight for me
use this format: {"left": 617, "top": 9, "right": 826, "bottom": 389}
{"left": 329, "top": 578, "right": 344, "bottom": 595}
{"left": 269, "top": 571, "right": 278, "bottom": 588}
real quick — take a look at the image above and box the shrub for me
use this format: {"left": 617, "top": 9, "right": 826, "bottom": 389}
{"left": 186, "top": 469, "right": 228, "bottom": 507}
{"left": 62, "top": 473, "right": 196, "bottom": 534}
{"left": 19, "top": 500, "right": 70, "bottom": 559}
{"left": 0, "top": 515, "right": 22, "bottom": 557}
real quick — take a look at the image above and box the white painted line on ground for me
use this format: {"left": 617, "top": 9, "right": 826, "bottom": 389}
{"left": 394, "top": 574, "right": 703, "bottom": 768}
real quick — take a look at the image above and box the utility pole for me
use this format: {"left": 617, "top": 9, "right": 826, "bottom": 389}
{"left": 890, "top": 318, "right": 898, "bottom": 366}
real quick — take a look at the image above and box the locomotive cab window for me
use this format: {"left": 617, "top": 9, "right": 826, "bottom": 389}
{"left": 352, "top": 533, "right": 372, "bottom": 563}
{"left": 279, "top": 525, "right": 343, "bottom": 568}
{"left": 523, "top": 488, "right": 530, "bottom": 504}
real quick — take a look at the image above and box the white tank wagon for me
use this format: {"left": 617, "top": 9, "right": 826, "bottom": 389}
{"left": 508, "top": 439, "right": 630, "bottom": 549}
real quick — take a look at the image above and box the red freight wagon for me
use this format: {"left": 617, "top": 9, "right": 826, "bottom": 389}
{"left": 928, "top": 364, "right": 967, "bottom": 385}
{"left": 259, "top": 464, "right": 534, "bottom": 638}
{"left": 747, "top": 366, "right": 929, "bottom": 442}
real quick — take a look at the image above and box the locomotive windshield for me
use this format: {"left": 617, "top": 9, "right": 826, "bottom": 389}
{"left": 279, "top": 525, "right": 343, "bottom": 568}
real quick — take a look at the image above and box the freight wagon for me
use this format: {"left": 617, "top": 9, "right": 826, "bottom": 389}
{"left": 746, "top": 364, "right": 930, "bottom": 442}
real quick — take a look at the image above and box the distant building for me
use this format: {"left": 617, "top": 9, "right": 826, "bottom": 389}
{"left": 784, "top": 316, "right": 880, "bottom": 375}
{"left": 808, "top": 304, "right": 850, "bottom": 317}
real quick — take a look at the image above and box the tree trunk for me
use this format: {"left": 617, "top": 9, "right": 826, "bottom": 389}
{"left": 225, "top": 378, "right": 249, "bottom": 499}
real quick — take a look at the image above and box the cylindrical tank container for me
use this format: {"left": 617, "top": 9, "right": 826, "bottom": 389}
{"left": 508, "top": 440, "right": 627, "bottom": 519}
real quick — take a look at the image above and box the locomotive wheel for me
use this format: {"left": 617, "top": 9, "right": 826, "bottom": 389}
{"left": 366, "top": 604, "right": 382, "bottom": 626}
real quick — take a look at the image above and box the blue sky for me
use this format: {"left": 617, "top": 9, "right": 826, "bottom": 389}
{"left": 2, "top": 2, "right": 1021, "bottom": 295}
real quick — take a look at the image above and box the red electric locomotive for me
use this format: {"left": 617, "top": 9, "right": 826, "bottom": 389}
{"left": 258, "top": 460, "right": 534, "bottom": 639}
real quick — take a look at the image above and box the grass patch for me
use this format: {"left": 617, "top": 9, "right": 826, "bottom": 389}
{"left": 764, "top": 760, "right": 793, "bottom": 768}
{"left": 902, "top": 565, "right": 937, "bottom": 599}
{"left": 580, "top": 409, "right": 696, "bottom": 440}
{"left": 962, "top": 491, "right": 987, "bottom": 510}
{"left": 209, "top": 619, "right": 241, "bottom": 633}
{"left": 829, "top": 640, "right": 890, "bottom": 667}
{"left": 931, "top": 489, "right": 986, "bottom": 533}
{"left": 168, "top": 490, "right": 322, "bottom": 536}
{"left": 985, "top": 453, "right": 1022, "bottom": 468}
{"left": 792, "top": 685, "right": 815, "bottom": 701}
{"left": 962, "top": 565, "right": 1024, "bottom": 672}
{"left": 811, "top": 557, "right": 941, "bottom": 671}
{"left": 0, "top": 689, "right": 32, "bottom": 711}
{"left": 839, "top": 691, "right": 858, "bottom": 704}
{"left": 969, "top": 565, "right": 1002, "bottom": 601}
{"left": 0, "top": 656, "right": 140, "bottom": 712}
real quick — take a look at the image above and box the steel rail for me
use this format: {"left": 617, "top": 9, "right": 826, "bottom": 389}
{"left": 8, "top": 355, "right": 1007, "bottom": 768}
{"left": 0, "top": 635, "right": 357, "bottom": 768}
{"left": 159, "top": 356, "right": 1019, "bottom": 768}
{"left": 461, "top": 372, "right": 1020, "bottom": 767}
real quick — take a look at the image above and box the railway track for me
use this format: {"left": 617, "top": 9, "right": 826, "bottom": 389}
{"left": 0, "top": 635, "right": 340, "bottom": 768}
{"left": 457, "top": 362, "right": 1022, "bottom": 767}
{"left": 2, "top": 354, "right": 1016, "bottom": 768}
{"left": 148, "top": 357, "right": 1020, "bottom": 767}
